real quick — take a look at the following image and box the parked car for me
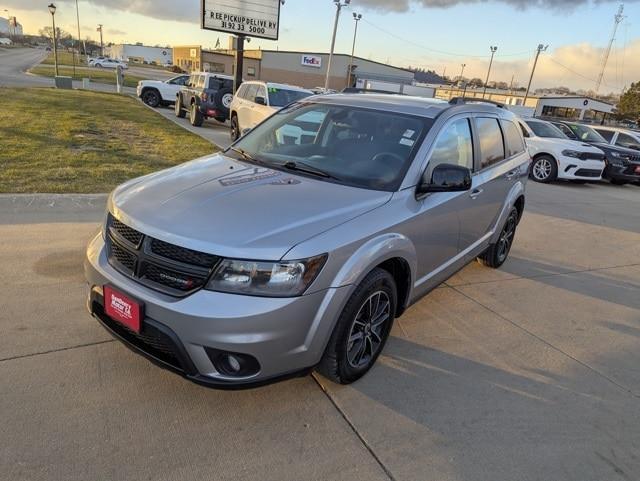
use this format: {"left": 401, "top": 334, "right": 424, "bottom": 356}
{"left": 85, "top": 95, "right": 529, "bottom": 388}
{"left": 591, "top": 125, "right": 640, "bottom": 151}
{"left": 552, "top": 121, "right": 640, "bottom": 186}
{"left": 230, "top": 81, "right": 313, "bottom": 141}
{"left": 517, "top": 118, "right": 605, "bottom": 183}
{"left": 175, "top": 72, "right": 234, "bottom": 127}
{"left": 136, "top": 75, "right": 190, "bottom": 108}
{"left": 90, "top": 57, "right": 128, "bottom": 69}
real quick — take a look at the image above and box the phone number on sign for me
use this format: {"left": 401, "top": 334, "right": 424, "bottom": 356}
{"left": 220, "top": 21, "right": 267, "bottom": 35}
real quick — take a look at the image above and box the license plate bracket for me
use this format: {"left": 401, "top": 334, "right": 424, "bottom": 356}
{"left": 103, "top": 285, "right": 143, "bottom": 333}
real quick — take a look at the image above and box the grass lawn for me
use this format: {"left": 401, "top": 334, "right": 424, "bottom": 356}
{"left": 29, "top": 65, "right": 146, "bottom": 88}
{"left": 40, "top": 51, "right": 88, "bottom": 66}
{"left": 0, "top": 88, "right": 215, "bottom": 193}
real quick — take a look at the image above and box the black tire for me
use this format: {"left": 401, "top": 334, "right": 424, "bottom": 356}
{"left": 190, "top": 102, "right": 204, "bottom": 127}
{"left": 230, "top": 114, "right": 240, "bottom": 141}
{"left": 478, "top": 207, "right": 519, "bottom": 269}
{"left": 95, "top": 63, "right": 103, "bottom": 68}
{"left": 610, "top": 179, "right": 628, "bottom": 186}
{"left": 214, "top": 88, "right": 233, "bottom": 119}
{"left": 316, "top": 268, "right": 397, "bottom": 385}
{"left": 175, "top": 95, "right": 186, "bottom": 118}
{"left": 530, "top": 155, "right": 558, "bottom": 183}
{"left": 141, "top": 88, "right": 161, "bottom": 108}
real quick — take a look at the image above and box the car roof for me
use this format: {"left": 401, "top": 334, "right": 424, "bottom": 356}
{"left": 243, "top": 80, "right": 312, "bottom": 92}
{"left": 192, "top": 72, "right": 234, "bottom": 80}
{"left": 307, "top": 93, "right": 514, "bottom": 120}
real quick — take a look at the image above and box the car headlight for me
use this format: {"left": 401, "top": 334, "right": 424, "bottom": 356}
{"left": 205, "top": 255, "right": 327, "bottom": 297}
{"left": 562, "top": 149, "right": 583, "bottom": 159}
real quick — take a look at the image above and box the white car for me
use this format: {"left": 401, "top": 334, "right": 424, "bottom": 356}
{"left": 517, "top": 118, "right": 606, "bottom": 183}
{"left": 90, "top": 58, "right": 128, "bottom": 69}
{"left": 136, "top": 75, "right": 190, "bottom": 108}
{"left": 591, "top": 125, "right": 640, "bottom": 151}
{"left": 229, "top": 81, "right": 313, "bottom": 141}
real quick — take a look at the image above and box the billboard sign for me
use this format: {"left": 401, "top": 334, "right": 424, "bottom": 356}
{"left": 301, "top": 55, "right": 322, "bottom": 68}
{"left": 201, "top": 0, "right": 281, "bottom": 41}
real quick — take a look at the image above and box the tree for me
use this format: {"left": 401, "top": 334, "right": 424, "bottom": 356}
{"left": 468, "top": 77, "right": 484, "bottom": 88}
{"left": 38, "top": 26, "right": 73, "bottom": 48}
{"left": 615, "top": 81, "right": 640, "bottom": 121}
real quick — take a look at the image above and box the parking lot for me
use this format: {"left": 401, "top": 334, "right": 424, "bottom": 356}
{"left": 1, "top": 180, "right": 639, "bottom": 481}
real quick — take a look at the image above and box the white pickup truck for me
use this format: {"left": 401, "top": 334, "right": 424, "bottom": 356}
{"left": 136, "top": 75, "right": 190, "bottom": 108}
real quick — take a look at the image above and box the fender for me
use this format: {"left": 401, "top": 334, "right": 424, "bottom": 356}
{"left": 489, "top": 180, "right": 526, "bottom": 245}
{"left": 331, "top": 232, "right": 417, "bottom": 292}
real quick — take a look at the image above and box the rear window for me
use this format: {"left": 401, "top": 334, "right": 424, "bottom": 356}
{"left": 268, "top": 87, "right": 313, "bottom": 107}
{"left": 476, "top": 118, "right": 505, "bottom": 169}
{"left": 526, "top": 120, "right": 567, "bottom": 139}
{"left": 501, "top": 120, "right": 526, "bottom": 157}
{"left": 208, "top": 77, "right": 233, "bottom": 90}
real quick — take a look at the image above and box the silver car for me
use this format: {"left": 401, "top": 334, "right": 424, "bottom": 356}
{"left": 85, "top": 95, "right": 529, "bottom": 388}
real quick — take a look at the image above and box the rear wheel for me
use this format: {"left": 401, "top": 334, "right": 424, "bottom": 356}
{"left": 190, "top": 102, "right": 204, "bottom": 127}
{"left": 478, "top": 207, "right": 519, "bottom": 269}
{"left": 316, "top": 268, "right": 397, "bottom": 385}
{"left": 141, "top": 89, "right": 161, "bottom": 108}
{"left": 530, "top": 155, "right": 557, "bottom": 183}
{"left": 175, "top": 95, "right": 185, "bottom": 118}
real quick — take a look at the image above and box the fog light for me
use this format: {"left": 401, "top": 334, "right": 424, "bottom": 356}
{"left": 227, "top": 355, "right": 241, "bottom": 373}
{"left": 205, "top": 347, "right": 260, "bottom": 378}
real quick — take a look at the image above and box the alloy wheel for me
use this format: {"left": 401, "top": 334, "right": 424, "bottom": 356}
{"left": 346, "top": 291, "right": 391, "bottom": 369}
{"left": 497, "top": 212, "right": 517, "bottom": 263}
{"left": 532, "top": 158, "right": 552, "bottom": 181}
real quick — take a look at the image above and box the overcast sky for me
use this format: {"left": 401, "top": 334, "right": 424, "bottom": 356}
{"left": 4, "top": 0, "right": 639, "bottom": 93}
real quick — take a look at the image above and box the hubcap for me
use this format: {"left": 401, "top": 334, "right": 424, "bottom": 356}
{"left": 533, "top": 158, "right": 552, "bottom": 180}
{"left": 497, "top": 213, "right": 517, "bottom": 262}
{"left": 346, "top": 291, "right": 391, "bottom": 369}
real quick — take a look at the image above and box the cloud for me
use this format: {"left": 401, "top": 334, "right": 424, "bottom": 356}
{"left": 357, "top": 0, "right": 636, "bottom": 11}
{"left": 106, "top": 28, "right": 127, "bottom": 35}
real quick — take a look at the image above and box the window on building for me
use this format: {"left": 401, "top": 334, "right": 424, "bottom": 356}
{"left": 475, "top": 118, "right": 505, "bottom": 169}
{"left": 247, "top": 66, "right": 256, "bottom": 77}
{"left": 541, "top": 106, "right": 580, "bottom": 120}
{"left": 427, "top": 118, "right": 474, "bottom": 177}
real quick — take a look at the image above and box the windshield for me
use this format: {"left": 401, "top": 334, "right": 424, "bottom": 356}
{"left": 230, "top": 102, "right": 432, "bottom": 191}
{"left": 567, "top": 123, "right": 607, "bottom": 143}
{"left": 268, "top": 88, "right": 313, "bottom": 107}
{"left": 525, "top": 120, "right": 567, "bottom": 139}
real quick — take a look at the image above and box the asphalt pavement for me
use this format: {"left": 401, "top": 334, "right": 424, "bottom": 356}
{"left": 1, "top": 181, "right": 639, "bottom": 481}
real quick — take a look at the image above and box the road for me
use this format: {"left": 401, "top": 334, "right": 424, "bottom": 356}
{"left": 0, "top": 47, "right": 49, "bottom": 87}
{"left": 1, "top": 181, "right": 639, "bottom": 481}
{"left": 152, "top": 103, "right": 233, "bottom": 149}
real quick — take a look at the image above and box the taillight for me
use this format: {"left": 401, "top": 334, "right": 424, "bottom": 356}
{"left": 201, "top": 92, "right": 208, "bottom": 101}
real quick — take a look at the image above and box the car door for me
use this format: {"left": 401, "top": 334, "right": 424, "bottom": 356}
{"left": 238, "top": 84, "right": 258, "bottom": 131}
{"left": 457, "top": 116, "right": 520, "bottom": 254}
{"left": 408, "top": 116, "right": 475, "bottom": 295}
{"left": 252, "top": 85, "right": 272, "bottom": 127}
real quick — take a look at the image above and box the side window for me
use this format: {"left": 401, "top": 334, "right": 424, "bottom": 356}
{"left": 518, "top": 122, "right": 530, "bottom": 138}
{"left": 595, "top": 129, "right": 615, "bottom": 142}
{"left": 255, "top": 86, "right": 267, "bottom": 103}
{"left": 502, "top": 120, "right": 526, "bottom": 157}
{"left": 188, "top": 75, "right": 197, "bottom": 87}
{"left": 616, "top": 133, "right": 640, "bottom": 150}
{"left": 236, "top": 85, "right": 247, "bottom": 99}
{"left": 427, "top": 118, "right": 474, "bottom": 176}
{"left": 245, "top": 85, "right": 258, "bottom": 103}
{"left": 476, "top": 118, "right": 505, "bottom": 169}
{"left": 197, "top": 76, "right": 206, "bottom": 89}
{"left": 555, "top": 123, "right": 576, "bottom": 139}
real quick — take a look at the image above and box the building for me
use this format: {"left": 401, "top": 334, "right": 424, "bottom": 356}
{"left": 433, "top": 86, "right": 615, "bottom": 123}
{"left": 0, "top": 17, "right": 23, "bottom": 36}
{"left": 0, "top": 37, "right": 11, "bottom": 45}
{"left": 172, "top": 46, "right": 414, "bottom": 90}
{"left": 107, "top": 44, "right": 172, "bottom": 65}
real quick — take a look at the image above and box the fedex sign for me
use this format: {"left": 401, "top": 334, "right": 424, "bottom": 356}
{"left": 301, "top": 55, "right": 322, "bottom": 68}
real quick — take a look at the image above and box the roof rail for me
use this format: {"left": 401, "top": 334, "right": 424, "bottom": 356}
{"left": 342, "top": 87, "right": 406, "bottom": 95}
{"left": 449, "top": 97, "right": 505, "bottom": 108}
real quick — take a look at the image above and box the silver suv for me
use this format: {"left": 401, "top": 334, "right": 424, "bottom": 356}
{"left": 85, "top": 95, "right": 529, "bottom": 388}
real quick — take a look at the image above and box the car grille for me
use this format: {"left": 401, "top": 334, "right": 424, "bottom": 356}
{"left": 106, "top": 213, "right": 220, "bottom": 297}
{"left": 574, "top": 169, "right": 602, "bottom": 178}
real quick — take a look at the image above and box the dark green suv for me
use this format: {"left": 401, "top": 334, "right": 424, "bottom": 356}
{"left": 175, "top": 72, "right": 235, "bottom": 127}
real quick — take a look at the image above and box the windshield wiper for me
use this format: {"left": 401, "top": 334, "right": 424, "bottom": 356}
{"left": 282, "top": 161, "right": 340, "bottom": 181}
{"left": 228, "top": 147, "right": 264, "bottom": 165}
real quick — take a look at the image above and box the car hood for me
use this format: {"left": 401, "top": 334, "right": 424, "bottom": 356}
{"left": 530, "top": 137, "right": 603, "bottom": 153}
{"left": 109, "top": 153, "right": 392, "bottom": 260}
{"left": 139, "top": 80, "right": 165, "bottom": 87}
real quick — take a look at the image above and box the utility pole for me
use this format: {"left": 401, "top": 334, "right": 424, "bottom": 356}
{"left": 509, "top": 74, "right": 515, "bottom": 94}
{"left": 346, "top": 12, "right": 362, "bottom": 88}
{"left": 75, "top": 0, "right": 82, "bottom": 60}
{"left": 596, "top": 4, "right": 625, "bottom": 93}
{"left": 523, "top": 44, "right": 547, "bottom": 105}
{"left": 482, "top": 46, "right": 498, "bottom": 99}
{"left": 441, "top": 66, "right": 446, "bottom": 81}
{"left": 325, "top": 0, "right": 351, "bottom": 92}
{"left": 234, "top": 35, "right": 245, "bottom": 94}
{"left": 458, "top": 63, "right": 466, "bottom": 96}
{"left": 97, "top": 24, "right": 104, "bottom": 56}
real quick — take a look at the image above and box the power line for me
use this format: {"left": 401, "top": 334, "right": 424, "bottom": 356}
{"left": 546, "top": 56, "right": 620, "bottom": 91}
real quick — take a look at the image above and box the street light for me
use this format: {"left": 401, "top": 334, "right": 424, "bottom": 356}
{"left": 48, "top": 3, "right": 59, "bottom": 77}
{"left": 523, "top": 44, "right": 548, "bottom": 105}
{"left": 324, "top": 0, "right": 351, "bottom": 91}
{"left": 458, "top": 63, "right": 466, "bottom": 97}
{"left": 482, "top": 46, "right": 498, "bottom": 99}
{"left": 346, "top": 12, "right": 362, "bottom": 88}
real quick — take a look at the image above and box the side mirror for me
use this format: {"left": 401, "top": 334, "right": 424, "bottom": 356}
{"left": 255, "top": 96, "right": 267, "bottom": 106}
{"left": 417, "top": 164, "right": 472, "bottom": 196}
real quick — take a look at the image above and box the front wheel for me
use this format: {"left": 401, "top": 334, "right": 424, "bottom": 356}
{"left": 316, "top": 268, "right": 397, "bottom": 385}
{"left": 478, "top": 207, "right": 519, "bottom": 269}
{"left": 230, "top": 115, "right": 240, "bottom": 141}
{"left": 141, "top": 89, "right": 161, "bottom": 108}
{"left": 175, "top": 96, "right": 186, "bottom": 118}
{"left": 530, "top": 155, "right": 557, "bottom": 183}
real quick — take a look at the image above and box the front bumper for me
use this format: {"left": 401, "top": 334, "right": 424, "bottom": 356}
{"left": 84, "top": 232, "right": 351, "bottom": 388}
{"left": 558, "top": 156, "right": 604, "bottom": 180}
{"left": 603, "top": 162, "right": 640, "bottom": 182}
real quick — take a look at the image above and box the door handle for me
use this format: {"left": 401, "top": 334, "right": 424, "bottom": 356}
{"left": 505, "top": 170, "right": 519, "bottom": 180}
{"left": 469, "top": 188, "right": 484, "bottom": 199}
